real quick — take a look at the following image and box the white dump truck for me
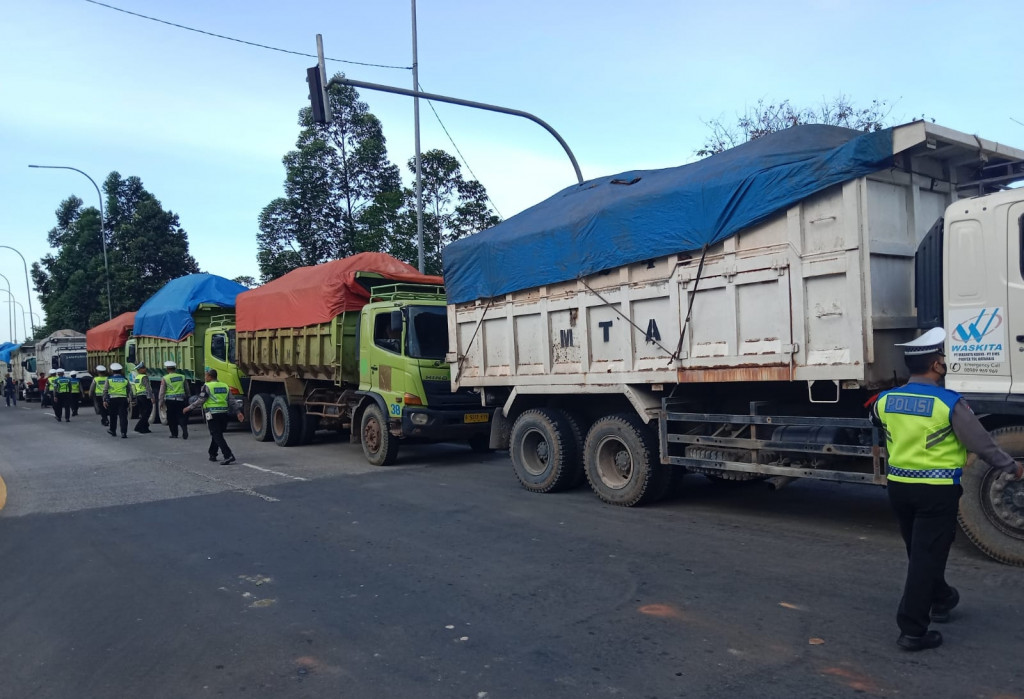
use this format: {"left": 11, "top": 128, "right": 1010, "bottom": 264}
{"left": 444, "top": 121, "right": 1024, "bottom": 565}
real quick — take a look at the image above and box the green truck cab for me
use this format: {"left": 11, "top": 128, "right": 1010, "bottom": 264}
{"left": 357, "top": 286, "right": 491, "bottom": 463}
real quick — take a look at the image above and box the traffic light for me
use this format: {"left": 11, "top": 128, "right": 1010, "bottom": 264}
{"left": 307, "top": 66, "right": 328, "bottom": 124}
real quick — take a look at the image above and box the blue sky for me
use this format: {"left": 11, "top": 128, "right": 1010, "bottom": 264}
{"left": 2, "top": 0, "right": 1023, "bottom": 342}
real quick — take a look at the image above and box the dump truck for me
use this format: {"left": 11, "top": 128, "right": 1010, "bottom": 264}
{"left": 6, "top": 342, "right": 39, "bottom": 401}
{"left": 444, "top": 120, "right": 1024, "bottom": 566}
{"left": 86, "top": 311, "right": 135, "bottom": 375}
{"left": 131, "top": 274, "right": 248, "bottom": 418}
{"left": 36, "top": 330, "right": 88, "bottom": 375}
{"left": 235, "top": 252, "right": 492, "bottom": 465}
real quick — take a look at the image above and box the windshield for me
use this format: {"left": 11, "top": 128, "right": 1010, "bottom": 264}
{"left": 406, "top": 306, "right": 448, "bottom": 361}
{"left": 62, "top": 352, "right": 88, "bottom": 372}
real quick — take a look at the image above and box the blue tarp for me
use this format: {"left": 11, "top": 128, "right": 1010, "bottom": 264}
{"left": 133, "top": 274, "right": 248, "bottom": 341}
{"left": 0, "top": 342, "right": 18, "bottom": 364}
{"left": 442, "top": 125, "right": 895, "bottom": 304}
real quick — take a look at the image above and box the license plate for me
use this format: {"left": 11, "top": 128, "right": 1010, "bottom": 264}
{"left": 464, "top": 412, "right": 489, "bottom": 424}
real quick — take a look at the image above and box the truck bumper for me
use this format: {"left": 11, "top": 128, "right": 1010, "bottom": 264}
{"left": 401, "top": 406, "right": 494, "bottom": 441}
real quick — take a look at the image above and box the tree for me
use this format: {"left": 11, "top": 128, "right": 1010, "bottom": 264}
{"left": 32, "top": 173, "right": 200, "bottom": 334}
{"left": 257, "top": 73, "right": 403, "bottom": 282}
{"left": 400, "top": 150, "right": 501, "bottom": 275}
{"left": 232, "top": 275, "right": 258, "bottom": 289}
{"left": 696, "top": 95, "right": 895, "bottom": 157}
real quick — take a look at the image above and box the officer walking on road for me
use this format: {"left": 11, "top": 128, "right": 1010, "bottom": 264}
{"left": 53, "top": 368, "right": 72, "bottom": 422}
{"left": 183, "top": 368, "right": 243, "bottom": 465}
{"left": 91, "top": 365, "right": 109, "bottom": 427}
{"left": 68, "top": 371, "right": 82, "bottom": 416}
{"left": 130, "top": 362, "right": 153, "bottom": 434}
{"left": 44, "top": 368, "right": 57, "bottom": 409}
{"left": 873, "top": 327, "right": 1024, "bottom": 652}
{"left": 159, "top": 360, "right": 189, "bottom": 439}
{"left": 103, "top": 363, "right": 133, "bottom": 438}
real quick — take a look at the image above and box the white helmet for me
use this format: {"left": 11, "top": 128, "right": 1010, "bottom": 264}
{"left": 95, "top": 365, "right": 107, "bottom": 372}
{"left": 48, "top": 369, "right": 57, "bottom": 375}
{"left": 164, "top": 360, "right": 177, "bottom": 368}
{"left": 109, "top": 362, "right": 124, "bottom": 371}
{"left": 56, "top": 368, "right": 65, "bottom": 374}
{"left": 69, "top": 371, "right": 77, "bottom": 378}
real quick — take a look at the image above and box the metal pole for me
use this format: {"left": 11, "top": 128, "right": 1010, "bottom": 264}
{"left": 326, "top": 77, "right": 585, "bottom": 185}
{"left": 28, "top": 165, "right": 113, "bottom": 319}
{"left": 1, "top": 292, "right": 24, "bottom": 342}
{"left": 411, "top": 0, "right": 425, "bottom": 273}
{"left": 0, "top": 245, "right": 35, "bottom": 340}
{"left": 0, "top": 273, "right": 12, "bottom": 342}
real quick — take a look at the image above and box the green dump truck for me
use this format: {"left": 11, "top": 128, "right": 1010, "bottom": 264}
{"left": 130, "top": 274, "right": 249, "bottom": 420}
{"left": 235, "top": 254, "right": 492, "bottom": 465}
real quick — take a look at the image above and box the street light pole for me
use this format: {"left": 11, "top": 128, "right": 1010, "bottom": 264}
{"left": 0, "top": 290, "right": 25, "bottom": 342}
{"left": 28, "top": 165, "right": 113, "bottom": 320}
{"left": 0, "top": 245, "right": 35, "bottom": 340}
{"left": 411, "top": 0, "right": 425, "bottom": 273}
{"left": 0, "top": 272, "right": 12, "bottom": 342}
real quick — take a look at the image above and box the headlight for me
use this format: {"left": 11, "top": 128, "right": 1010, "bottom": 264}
{"left": 410, "top": 412, "right": 429, "bottom": 426}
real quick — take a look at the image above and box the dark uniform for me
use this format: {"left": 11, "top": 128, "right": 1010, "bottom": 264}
{"left": 103, "top": 367, "right": 133, "bottom": 438}
{"left": 873, "top": 327, "right": 1021, "bottom": 651}
{"left": 68, "top": 372, "right": 82, "bottom": 416}
{"left": 131, "top": 366, "right": 153, "bottom": 434}
{"left": 159, "top": 364, "right": 189, "bottom": 439}
{"left": 54, "top": 371, "right": 73, "bottom": 422}
{"left": 186, "top": 377, "right": 243, "bottom": 465}
{"left": 91, "top": 367, "right": 109, "bottom": 427}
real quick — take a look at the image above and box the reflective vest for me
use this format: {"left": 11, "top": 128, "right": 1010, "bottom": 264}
{"left": 203, "top": 381, "right": 230, "bottom": 414}
{"left": 93, "top": 376, "right": 108, "bottom": 395}
{"left": 55, "top": 377, "right": 72, "bottom": 394}
{"left": 47, "top": 376, "right": 56, "bottom": 392}
{"left": 130, "top": 374, "right": 148, "bottom": 398}
{"left": 876, "top": 382, "right": 967, "bottom": 485}
{"left": 107, "top": 375, "right": 129, "bottom": 398}
{"left": 163, "top": 372, "right": 187, "bottom": 399}
{"left": 69, "top": 377, "right": 81, "bottom": 394}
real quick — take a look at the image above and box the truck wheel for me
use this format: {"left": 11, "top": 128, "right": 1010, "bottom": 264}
{"left": 270, "top": 395, "right": 302, "bottom": 447}
{"left": 584, "top": 413, "right": 670, "bottom": 507}
{"left": 361, "top": 404, "right": 399, "bottom": 466}
{"left": 249, "top": 393, "right": 274, "bottom": 442}
{"left": 157, "top": 401, "right": 168, "bottom": 425}
{"left": 560, "top": 410, "right": 588, "bottom": 488}
{"left": 958, "top": 426, "right": 1024, "bottom": 566}
{"left": 93, "top": 398, "right": 101, "bottom": 415}
{"left": 509, "top": 408, "right": 580, "bottom": 493}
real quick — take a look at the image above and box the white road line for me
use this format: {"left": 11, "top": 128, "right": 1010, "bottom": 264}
{"left": 241, "top": 462, "right": 308, "bottom": 481}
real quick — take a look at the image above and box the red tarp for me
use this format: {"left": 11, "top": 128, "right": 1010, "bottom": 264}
{"left": 86, "top": 311, "right": 136, "bottom": 352}
{"left": 236, "top": 253, "right": 443, "bottom": 332}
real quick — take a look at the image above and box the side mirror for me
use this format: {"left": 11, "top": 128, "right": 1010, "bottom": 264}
{"left": 390, "top": 310, "right": 403, "bottom": 332}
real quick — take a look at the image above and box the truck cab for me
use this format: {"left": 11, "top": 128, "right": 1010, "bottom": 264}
{"left": 358, "top": 285, "right": 492, "bottom": 453}
{"left": 205, "top": 316, "right": 246, "bottom": 397}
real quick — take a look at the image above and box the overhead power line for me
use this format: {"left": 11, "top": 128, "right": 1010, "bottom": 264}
{"left": 82, "top": 0, "right": 412, "bottom": 70}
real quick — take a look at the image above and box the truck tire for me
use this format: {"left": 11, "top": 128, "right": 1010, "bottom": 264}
{"left": 560, "top": 410, "right": 588, "bottom": 488}
{"left": 361, "top": 404, "right": 399, "bottom": 466}
{"left": 509, "top": 408, "right": 581, "bottom": 493}
{"left": 584, "top": 413, "right": 670, "bottom": 507}
{"left": 270, "top": 395, "right": 302, "bottom": 447}
{"left": 93, "top": 398, "right": 101, "bottom": 415}
{"left": 157, "top": 400, "right": 168, "bottom": 425}
{"left": 958, "top": 426, "right": 1024, "bottom": 566}
{"left": 249, "top": 393, "right": 274, "bottom": 442}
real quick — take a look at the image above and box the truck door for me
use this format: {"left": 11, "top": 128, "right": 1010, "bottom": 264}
{"left": 1007, "top": 203, "right": 1024, "bottom": 395}
{"left": 368, "top": 310, "right": 408, "bottom": 418}
{"left": 207, "top": 329, "right": 242, "bottom": 394}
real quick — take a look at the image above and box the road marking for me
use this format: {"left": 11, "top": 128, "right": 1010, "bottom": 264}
{"left": 0, "top": 474, "right": 6, "bottom": 510}
{"left": 241, "top": 463, "right": 308, "bottom": 481}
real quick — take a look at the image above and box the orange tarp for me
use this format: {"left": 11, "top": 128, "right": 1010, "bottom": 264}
{"left": 236, "top": 253, "right": 443, "bottom": 332}
{"left": 86, "top": 311, "right": 136, "bottom": 351}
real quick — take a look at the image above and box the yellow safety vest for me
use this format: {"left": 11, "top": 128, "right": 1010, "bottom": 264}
{"left": 164, "top": 372, "right": 187, "bottom": 399}
{"left": 203, "top": 381, "right": 230, "bottom": 414}
{"left": 93, "top": 376, "right": 108, "bottom": 394}
{"left": 107, "top": 375, "right": 129, "bottom": 398}
{"left": 876, "top": 383, "right": 967, "bottom": 485}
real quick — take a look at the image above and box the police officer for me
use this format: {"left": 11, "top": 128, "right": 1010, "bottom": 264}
{"left": 91, "top": 365, "right": 110, "bottom": 427}
{"left": 873, "top": 327, "right": 1024, "bottom": 651}
{"left": 68, "top": 371, "right": 82, "bottom": 416}
{"left": 183, "top": 368, "right": 243, "bottom": 465}
{"left": 102, "top": 363, "right": 133, "bottom": 438}
{"left": 130, "top": 361, "right": 153, "bottom": 434}
{"left": 53, "top": 368, "right": 72, "bottom": 422}
{"left": 159, "top": 360, "right": 189, "bottom": 439}
{"left": 44, "top": 368, "right": 57, "bottom": 409}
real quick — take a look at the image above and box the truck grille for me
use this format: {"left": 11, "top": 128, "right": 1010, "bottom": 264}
{"left": 420, "top": 379, "right": 481, "bottom": 409}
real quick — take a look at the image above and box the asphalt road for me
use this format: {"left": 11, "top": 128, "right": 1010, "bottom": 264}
{"left": 1, "top": 400, "right": 1022, "bottom": 698}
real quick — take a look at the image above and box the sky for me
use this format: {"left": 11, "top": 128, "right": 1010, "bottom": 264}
{"left": 2, "top": 0, "right": 1023, "bottom": 344}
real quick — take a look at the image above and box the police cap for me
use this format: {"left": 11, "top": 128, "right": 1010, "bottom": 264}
{"left": 896, "top": 327, "right": 946, "bottom": 357}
